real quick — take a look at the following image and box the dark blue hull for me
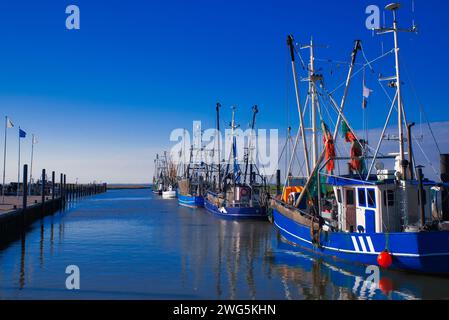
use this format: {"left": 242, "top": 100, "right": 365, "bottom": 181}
{"left": 273, "top": 209, "right": 449, "bottom": 274}
{"left": 178, "top": 194, "right": 204, "bottom": 208}
{"left": 204, "top": 198, "right": 267, "bottom": 220}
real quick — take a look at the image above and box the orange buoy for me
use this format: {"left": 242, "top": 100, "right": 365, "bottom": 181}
{"left": 377, "top": 250, "right": 393, "bottom": 268}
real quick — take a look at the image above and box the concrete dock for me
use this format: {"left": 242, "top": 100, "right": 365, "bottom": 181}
{"left": 0, "top": 196, "right": 47, "bottom": 214}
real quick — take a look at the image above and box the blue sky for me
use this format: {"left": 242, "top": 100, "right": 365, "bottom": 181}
{"left": 0, "top": 0, "right": 448, "bottom": 183}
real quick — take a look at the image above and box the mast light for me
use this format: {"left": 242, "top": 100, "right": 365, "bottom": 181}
{"left": 385, "top": 3, "right": 401, "bottom": 11}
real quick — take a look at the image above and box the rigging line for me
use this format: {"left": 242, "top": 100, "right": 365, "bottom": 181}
{"left": 322, "top": 87, "right": 368, "bottom": 181}
{"left": 412, "top": 132, "right": 440, "bottom": 178}
{"left": 270, "top": 134, "right": 291, "bottom": 183}
{"left": 360, "top": 43, "right": 374, "bottom": 73}
{"left": 378, "top": 78, "right": 440, "bottom": 178}
{"left": 319, "top": 87, "right": 363, "bottom": 180}
{"left": 402, "top": 59, "right": 442, "bottom": 154}
{"left": 314, "top": 58, "right": 364, "bottom": 66}
{"left": 293, "top": 43, "right": 307, "bottom": 71}
{"left": 330, "top": 49, "right": 394, "bottom": 95}
{"left": 376, "top": 66, "right": 441, "bottom": 166}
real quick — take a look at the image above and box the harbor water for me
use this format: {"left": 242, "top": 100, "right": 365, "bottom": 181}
{"left": 0, "top": 189, "right": 448, "bottom": 300}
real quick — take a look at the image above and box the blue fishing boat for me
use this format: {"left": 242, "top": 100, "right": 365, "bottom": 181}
{"left": 205, "top": 105, "right": 269, "bottom": 219}
{"left": 176, "top": 128, "right": 210, "bottom": 208}
{"left": 271, "top": 4, "right": 449, "bottom": 275}
{"left": 178, "top": 193, "right": 204, "bottom": 208}
{"left": 205, "top": 189, "right": 267, "bottom": 219}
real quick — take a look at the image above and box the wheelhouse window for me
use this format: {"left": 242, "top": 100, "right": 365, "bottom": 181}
{"left": 358, "top": 189, "right": 366, "bottom": 207}
{"left": 346, "top": 189, "right": 354, "bottom": 205}
{"left": 367, "top": 189, "right": 376, "bottom": 208}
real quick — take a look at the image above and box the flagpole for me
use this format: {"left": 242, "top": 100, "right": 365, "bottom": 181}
{"left": 17, "top": 126, "right": 21, "bottom": 197}
{"left": 2, "top": 116, "right": 7, "bottom": 203}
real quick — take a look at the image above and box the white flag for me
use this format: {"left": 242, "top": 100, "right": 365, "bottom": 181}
{"left": 32, "top": 135, "right": 38, "bottom": 144}
{"left": 6, "top": 117, "right": 14, "bottom": 128}
{"left": 363, "top": 82, "right": 373, "bottom": 99}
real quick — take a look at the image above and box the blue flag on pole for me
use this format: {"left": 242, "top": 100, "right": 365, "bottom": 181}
{"left": 19, "top": 129, "right": 26, "bottom": 138}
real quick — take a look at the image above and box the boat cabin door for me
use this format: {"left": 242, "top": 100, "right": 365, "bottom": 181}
{"left": 356, "top": 187, "right": 379, "bottom": 234}
{"left": 334, "top": 187, "right": 357, "bottom": 232}
{"left": 344, "top": 188, "right": 357, "bottom": 232}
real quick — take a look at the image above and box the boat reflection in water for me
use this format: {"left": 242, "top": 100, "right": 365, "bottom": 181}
{"left": 269, "top": 234, "right": 449, "bottom": 300}
{"left": 176, "top": 209, "right": 272, "bottom": 300}
{"left": 1, "top": 189, "right": 449, "bottom": 299}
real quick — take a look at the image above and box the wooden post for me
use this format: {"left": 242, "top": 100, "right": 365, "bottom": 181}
{"left": 22, "top": 165, "right": 28, "bottom": 211}
{"left": 60, "top": 173, "right": 63, "bottom": 203}
{"left": 63, "top": 175, "right": 66, "bottom": 203}
{"left": 276, "top": 169, "right": 281, "bottom": 196}
{"left": 52, "top": 171, "right": 55, "bottom": 201}
{"left": 41, "top": 169, "right": 46, "bottom": 213}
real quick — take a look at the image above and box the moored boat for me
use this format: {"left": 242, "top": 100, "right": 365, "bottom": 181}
{"left": 176, "top": 136, "right": 209, "bottom": 208}
{"left": 152, "top": 153, "right": 164, "bottom": 195}
{"left": 271, "top": 4, "right": 449, "bottom": 275}
{"left": 204, "top": 104, "right": 270, "bottom": 219}
{"left": 178, "top": 193, "right": 204, "bottom": 208}
{"left": 162, "top": 185, "right": 177, "bottom": 199}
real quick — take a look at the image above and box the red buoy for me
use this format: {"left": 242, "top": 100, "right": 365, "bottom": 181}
{"left": 377, "top": 250, "right": 393, "bottom": 268}
{"left": 379, "top": 278, "right": 394, "bottom": 294}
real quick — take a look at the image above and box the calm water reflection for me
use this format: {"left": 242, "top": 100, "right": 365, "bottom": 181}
{"left": 0, "top": 189, "right": 448, "bottom": 300}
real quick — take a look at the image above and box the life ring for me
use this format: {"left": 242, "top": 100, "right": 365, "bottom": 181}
{"left": 240, "top": 188, "right": 249, "bottom": 197}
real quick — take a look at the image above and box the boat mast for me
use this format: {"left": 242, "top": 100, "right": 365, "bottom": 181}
{"left": 230, "top": 106, "right": 238, "bottom": 187}
{"left": 378, "top": 3, "right": 416, "bottom": 180}
{"left": 304, "top": 38, "right": 318, "bottom": 167}
{"left": 392, "top": 4, "right": 405, "bottom": 179}
{"left": 287, "top": 35, "right": 311, "bottom": 177}
{"left": 244, "top": 105, "right": 258, "bottom": 184}
{"left": 216, "top": 103, "right": 221, "bottom": 191}
{"left": 293, "top": 40, "right": 361, "bottom": 208}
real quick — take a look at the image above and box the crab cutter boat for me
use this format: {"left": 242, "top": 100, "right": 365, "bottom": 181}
{"left": 271, "top": 3, "right": 449, "bottom": 275}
